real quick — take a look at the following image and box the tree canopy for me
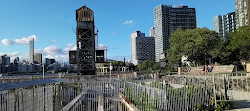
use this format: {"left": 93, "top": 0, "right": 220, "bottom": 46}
{"left": 137, "top": 60, "right": 160, "bottom": 71}
{"left": 167, "top": 28, "right": 222, "bottom": 66}
{"left": 229, "top": 26, "right": 250, "bottom": 61}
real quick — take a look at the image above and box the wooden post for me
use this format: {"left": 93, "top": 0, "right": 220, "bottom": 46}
{"left": 247, "top": 63, "right": 250, "bottom": 77}
{"left": 213, "top": 75, "right": 217, "bottom": 108}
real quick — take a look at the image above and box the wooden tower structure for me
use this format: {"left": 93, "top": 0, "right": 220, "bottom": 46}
{"left": 75, "top": 6, "right": 96, "bottom": 75}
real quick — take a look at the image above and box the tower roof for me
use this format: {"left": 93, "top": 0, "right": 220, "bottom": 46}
{"left": 76, "top": 6, "right": 94, "bottom": 22}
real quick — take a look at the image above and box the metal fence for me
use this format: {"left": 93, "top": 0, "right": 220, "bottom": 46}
{"left": 60, "top": 75, "right": 216, "bottom": 111}
{"left": 0, "top": 84, "right": 54, "bottom": 111}
{"left": 1, "top": 73, "right": 250, "bottom": 111}
{"left": 123, "top": 76, "right": 214, "bottom": 111}
{"left": 61, "top": 76, "right": 127, "bottom": 111}
{"left": 0, "top": 77, "right": 83, "bottom": 111}
{"left": 213, "top": 73, "right": 250, "bottom": 102}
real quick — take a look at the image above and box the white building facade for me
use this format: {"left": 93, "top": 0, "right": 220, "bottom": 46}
{"left": 214, "top": 12, "right": 236, "bottom": 37}
{"left": 235, "top": 0, "right": 250, "bottom": 28}
{"left": 29, "top": 38, "right": 34, "bottom": 63}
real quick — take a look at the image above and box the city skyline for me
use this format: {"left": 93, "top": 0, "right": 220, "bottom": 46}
{"left": 0, "top": 0, "right": 235, "bottom": 63}
{"left": 0, "top": 1, "right": 249, "bottom": 110}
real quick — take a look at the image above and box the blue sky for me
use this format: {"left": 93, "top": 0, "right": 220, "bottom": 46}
{"left": 0, "top": 0, "right": 235, "bottom": 63}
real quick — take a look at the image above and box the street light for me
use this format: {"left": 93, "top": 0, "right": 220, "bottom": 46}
{"left": 43, "top": 65, "right": 45, "bottom": 79}
{"left": 109, "top": 62, "right": 113, "bottom": 83}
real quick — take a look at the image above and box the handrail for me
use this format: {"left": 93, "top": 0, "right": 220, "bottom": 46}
{"left": 61, "top": 91, "right": 85, "bottom": 111}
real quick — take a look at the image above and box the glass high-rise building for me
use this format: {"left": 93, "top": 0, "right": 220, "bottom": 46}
{"left": 154, "top": 5, "right": 197, "bottom": 62}
{"left": 235, "top": 0, "right": 250, "bottom": 28}
{"left": 214, "top": 12, "right": 236, "bottom": 37}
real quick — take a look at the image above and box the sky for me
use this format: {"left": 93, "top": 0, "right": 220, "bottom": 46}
{"left": 0, "top": 0, "right": 235, "bottom": 63}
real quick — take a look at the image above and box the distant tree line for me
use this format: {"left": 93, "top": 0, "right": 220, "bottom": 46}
{"left": 137, "top": 60, "right": 160, "bottom": 72}
{"left": 101, "top": 61, "right": 136, "bottom": 71}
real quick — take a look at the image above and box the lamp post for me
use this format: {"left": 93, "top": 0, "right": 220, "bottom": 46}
{"left": 43, "top": 65, "right": 45, "bottom": 79}
{"left": 109, "top": 62, "right": 113, "bottom": 83}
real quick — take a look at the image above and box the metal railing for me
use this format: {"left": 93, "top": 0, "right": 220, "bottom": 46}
{"left": 1, "top": 72, "right": 250, "bottom": 111}
{"left": 0, "top": 84, "right": 54, "bottom": 111}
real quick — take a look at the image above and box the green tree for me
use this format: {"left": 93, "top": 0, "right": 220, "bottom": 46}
{"left": 152, "top": 62, "right": 160, "bottom": 70}
{"left": 137, "top": 60, "right": 160, "bottom": 71}
{"left": 126, "top": 63, "right": 136, "bottom": 71}
{"left": 111, "top": 61, "right": 124, "bottom": 67}
{"left": 213, "top": 39, "right": 239, "bottom": 65}
{"left": 229, "top": 26, "right": 250, "bottom": 61}
{"left": 167, "top": 28, "right": 222, "bottom": 66}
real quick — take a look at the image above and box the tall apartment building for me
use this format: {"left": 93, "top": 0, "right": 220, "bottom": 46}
{"left": 214, "top": 12, "right": 236, "bottom": 37}
{"left": 154, "top": 5, "right": 197, "bottom": 62}
{"left": 0, "top": 55, "right": 10, "bottom": 65}
{"left": 130, "top": 31, "right": 155, "bottom": 65}
{"left": 235, "top": 0, "right": 250, "bottom": 28}
{"left": 29, "top": 38, "right": 34, "bottom": 63}
{"left": 34, "top": 53, "right": 42, "bottom": 64}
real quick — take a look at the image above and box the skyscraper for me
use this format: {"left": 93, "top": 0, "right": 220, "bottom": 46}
{"left": 0, "top": 55, "right": 10, "bottom": 65}
{"left": 130, "top": 31, "right": 155, "bottom": 65}
{"left": 214, "top": 12, "right": 236, "bottom": 37}
{"left": 235, "top": 0, "right": 250, "bottom": 28}
{"left": 154, "top": 5, "right": 197, "bottom": 62}
{"left": 14, "top": 57, "right": 19, "bottom": 64}
{"left": 34, "top": 53, "right": 42, "bottom": 64}
{"left": 29, "top": 38, "right": 34, "bottom": 64}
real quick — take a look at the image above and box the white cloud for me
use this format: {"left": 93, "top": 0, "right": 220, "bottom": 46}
{"left": 72, "top": 46, "right": 77, "bottom": 50}
{"left": 0, "top": 52, "right": 20, "bottom": 57}
{"left": 44, "top": 45, "right": 62, "bottom": 55}
{"left": 1, "top": 35, "right": 38, "bottom": 46}
{"left": 35, "top": 49, "right": 43, "bottom": 53}
{"left": 43, "top": 45, "right": 68, "bottom": 63}
{"left": 0, "top": 52, "right": 21, "bottom": 62}
{"left": 44, "top": 43, "right": 77, "bottom": 63}
{"left": 63, "top": 43, "right": 76, "bottom": 53}
{"left": 18, "top": 53, "right": 29, "bottom": 62}
{"left": 13, "top": 35, "right": 38, "bottom": 45}
{"left": 123, "top": 20, "right": 133, "bottom": 25}
{"left": 0, "top": 42, "right": 78, "bottom": 63}
{"left": 44, "top": 54, "right": 68, "bottom": 63}
{"left": 1, "top": 39, "right": 13, "bottom": 46}
{"left": 66, "top": 43, "right": 75, "bottom": 48}
{"left": 0, "top": 42, "right": 76, "bottom": 63}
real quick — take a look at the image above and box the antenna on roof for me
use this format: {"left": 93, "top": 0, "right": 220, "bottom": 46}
{"left": 96, "top": 28, "right": 99, "bottom": 46}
